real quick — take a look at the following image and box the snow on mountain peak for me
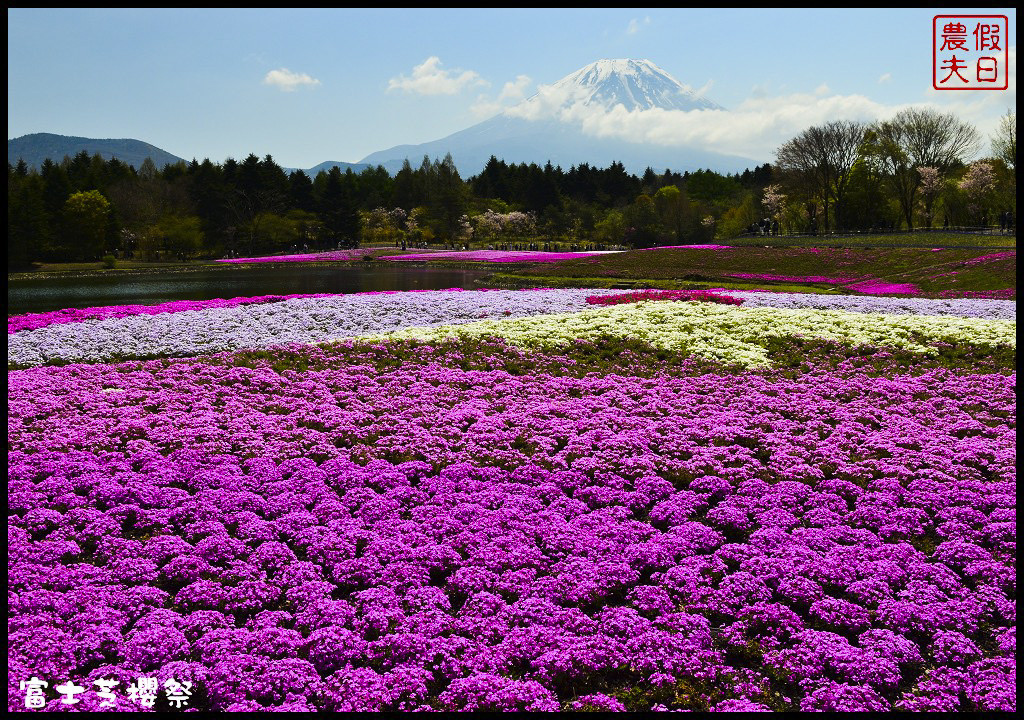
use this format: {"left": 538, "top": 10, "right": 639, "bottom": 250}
{"left": 507, "top": 58, "right": 722, "bottom": 119}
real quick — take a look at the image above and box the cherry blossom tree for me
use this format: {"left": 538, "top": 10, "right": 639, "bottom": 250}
{"left": 916, "top": 167, "right": 941, "bottom": 228}
{"left": 958, "top": 161, "right": 996, "bottom": 225}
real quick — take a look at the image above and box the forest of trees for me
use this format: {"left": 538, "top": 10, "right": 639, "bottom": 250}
{"left": 7, "top": 108, "right": 1015, "bottom": 269}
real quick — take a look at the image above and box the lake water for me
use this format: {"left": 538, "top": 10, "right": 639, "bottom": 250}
{"left": 8, "top": 265, "right": 493, "bottom": 315}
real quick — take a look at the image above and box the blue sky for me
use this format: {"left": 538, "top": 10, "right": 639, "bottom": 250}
{"left": 7, "top": 8, "right": 1017, "bottom": 170}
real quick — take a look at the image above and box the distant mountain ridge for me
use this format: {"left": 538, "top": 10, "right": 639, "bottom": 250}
{"left": 8, "top": 133, "right": 374, "bottom": 177}
{"left": 8, "top": 133, "right": 186, "bottom": 170}
{"left": 11, "top": 60, "right": 760, "bottom": 179}
{"left": 288, "top": 160, "right": 372, "bottom": 175}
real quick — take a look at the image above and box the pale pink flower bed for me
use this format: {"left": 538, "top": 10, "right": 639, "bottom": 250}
{"left": 380, "top": 251, "right": 610, "bottom": 263}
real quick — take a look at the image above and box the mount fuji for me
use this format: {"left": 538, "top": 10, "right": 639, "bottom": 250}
{"left": 359, "top": 59, "right": 759, "bottom": 176}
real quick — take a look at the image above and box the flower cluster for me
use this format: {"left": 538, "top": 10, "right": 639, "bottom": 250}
{"left": 381, "top": 301, "right": 1015, "bottom": 369}
{"left": 843, "top": 280, "right": 920, "bottom": 296}
{"left": 381, "top": 250, "right": 617, "bottom": 263}
{"left": 6, "top": 285, "right": 1016, "bottom": 711}
{"left": 8, "top": 339, "right": 1016, "bottom": 711}
{"left": 728, "top": 292, "right": 1016, "bottom": 320}
{"left": 726, "top": 273, "right": 859, "bottom": 284}
{"left": 585, "top": 290, "right": 744, "bottom": 307}
{"left": 8, "top": 294, "right": 334, "bottom": 335}
{"left": 7, "top": 289, "right": 623, "bottom": 368}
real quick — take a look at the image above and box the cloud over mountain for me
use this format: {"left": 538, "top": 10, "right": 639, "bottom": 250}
{"left": 388, "top": 57, "right": 487, "bottom": 96}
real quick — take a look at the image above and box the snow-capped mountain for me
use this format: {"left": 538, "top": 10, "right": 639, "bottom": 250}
{"left": 516, "top": 58, "right": 723, "bottom": 114}
{"left": 359, "top": 59, "right": 755, "bottom": 176}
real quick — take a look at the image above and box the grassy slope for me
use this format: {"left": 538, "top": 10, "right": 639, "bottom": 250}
{"left": 486, "top": 246, "right": 1016, "bottom": 297}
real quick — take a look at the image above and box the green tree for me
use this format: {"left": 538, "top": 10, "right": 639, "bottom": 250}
{"left": 150, "top": 214, "right": 204, "bottom": 261}
{"left": 62, "top": 190, "right": 112, "bottom": 260}
{"left": 653, "top": 185, "right": 693, "bottom": 244}
{"left": 8, "top": 170, "right": 49, "bottom": 268}
{"left": 623, "top": 194, "right": 661, "bottom": 248}
{"left": 318, "top": 167, "right": 360, "bottom": 246}
{"left": 594, "top": 209, "right": 626, "bottom": 245}
{"left": 432, "top": 153, "right": 467, "bottom": 241}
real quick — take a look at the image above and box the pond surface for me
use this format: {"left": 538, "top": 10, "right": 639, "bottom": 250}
{"left": 8, "top": 265, "right": 493, "bottom": 315}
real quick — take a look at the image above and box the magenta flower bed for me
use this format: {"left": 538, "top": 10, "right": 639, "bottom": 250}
{"left": 843, "top": 280, "right": 921, "bottom": 296}
{"left": 380, "top": 250, "right": 610, "bottom": 263}
{"left": 7, "top": 339, "right": 1016, "bottom": 711}
{"left": 585, "top": 290, "right": 744, "bottom": 306}
{"left": 726, "top": 273, "right": 858, "bottom": 284}
{"left": 725, "top": 274, "right": 925, "bottom": 296}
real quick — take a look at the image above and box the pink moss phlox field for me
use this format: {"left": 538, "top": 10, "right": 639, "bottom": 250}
{"left": 380, "top": 250, "right": 613, "bottom": 263}
{"left": 961, "top": 252, "right": 1015, "bottom": 266}
{"left": 843, "top": 280, "right": 921, "bottom": 296}
{"left": 7, "top": 341, "right": 1016, "bottom": 711}
{"left": 726, "top": 273, "right": 861, "bottom": 284}
{"left": 585, "top": 290, "right": 744, "bottom": 306}
{"left": 727, "top": 273, "right": 926, "bottom": 297}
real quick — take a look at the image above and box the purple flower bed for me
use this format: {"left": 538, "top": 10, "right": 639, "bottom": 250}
{"left": 380, "top": 250, "right": 614, "bottom": 263}
{"left": 7, "top": 338, "right": 1016, "bottom": 711}
{"left": 938, "top": 288, "right": 1016, "bottom": 300}
{"left": 728, "top": 292, "right": 1016, "bottom": 320}
{"left": 8, "top": 294, "right": 335, "bottom": 335}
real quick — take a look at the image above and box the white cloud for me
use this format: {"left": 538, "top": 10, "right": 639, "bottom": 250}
{"left": 502, "top": 81, "right": 1016, "bottom": 161}
{"left": 470, "top": 96, "right": 504, "bottom": 119}
{"left": 471, "top": 74, "right": 534, "bottom": 118}
{"left": 263, "top": 68, "right": 321, "bottom": 92}
{"left": 695, "top": 79, "right": 715, "bottom": 97}
{"left": 388, "top": 56, "right": 487, "bottom": 95}
{"left": 627, "top": 16, "right": 651, "bottom": 35}
{"left": 878, "top": 72, "right": 892, "bottom": 84}
{"left": 499, "top": 74, "right": 532, "bottom": 102}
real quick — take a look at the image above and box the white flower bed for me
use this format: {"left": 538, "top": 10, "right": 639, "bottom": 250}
{"left": 7, "top": 289, "right": 622, "bottom": 367}
{"left": 729, "top": 292, "right": 1016, "bottom": 320}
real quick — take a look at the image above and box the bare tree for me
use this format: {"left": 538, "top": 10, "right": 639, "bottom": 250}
{"left": 868, "top": 108, "right": 981, "bottom": 230}
{"left": 225, "top": 187, "right": 284, "bottom": 256}
{"left": 991, "top": 109, "right": 1016, "bottom": 171}
{"left": 775, "top": 120, "right": 866, "bottom": 233}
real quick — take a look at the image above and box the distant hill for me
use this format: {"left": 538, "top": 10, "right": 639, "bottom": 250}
{"left": 299, "top": 160, "right": 373, "bottom": 176}
{"left": 8, "top": 133, "right": 186, "bottom": 170}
